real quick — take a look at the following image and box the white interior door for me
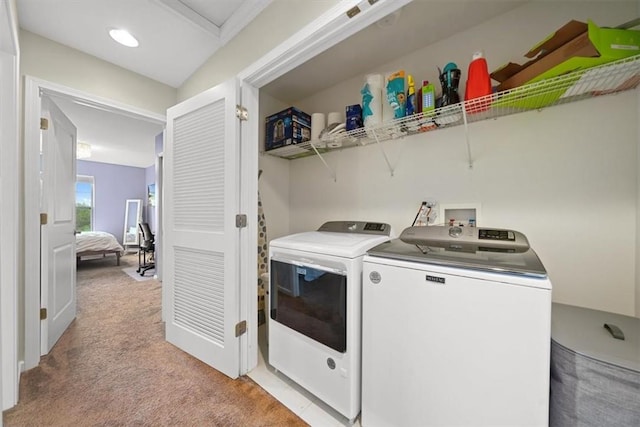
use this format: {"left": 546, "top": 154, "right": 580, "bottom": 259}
{"left": 40, "top": 96, "right": 77, "bottom": 354}
{"left": 164, "top": 78, "right": 242, "bottom": 378}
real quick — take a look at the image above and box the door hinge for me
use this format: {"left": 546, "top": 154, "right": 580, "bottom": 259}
{"left": 40, "top": 308, "right": 47, "bottom": 320}
{"left": 40, "top": 118, "right": 49, "bottom": 130}
{"left": 40, "top": 213, "right": 48, "bottom": 225}
{"left": 346, "top": 5, "right": 361, "bottom": 18}
{"left": 235, "top": 105, "right": 248, "bottom": 121}
{"left": 235, "top": 320, "right": 247, "bottom": 337}
{"left": 235, "top": 214, "right": 247, "bottom": 228}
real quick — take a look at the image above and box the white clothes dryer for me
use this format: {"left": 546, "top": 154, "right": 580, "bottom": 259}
{"left": 268, "top": 221, "right": 392, "bottom": 423}
{"left": 361, "top": 225, "right": 552, "bottom": 427}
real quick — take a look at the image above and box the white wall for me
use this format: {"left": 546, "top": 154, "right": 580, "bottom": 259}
{"left": 258, "top": 92, "right": 291, "bottom": 241}
{"left": 1, "top": 0, "right": 20, "bottom": 411}
{"left": 177, "top": 0, "right": 340, "bottom": 102}
{"left": 287, "top": 94, "right": 637, "bottom": 316}
{"left": 261, "top": 0, "right": 640, "bottom": 316}
{"left": 20, "top": 30, "right": 176, "bottom": 114}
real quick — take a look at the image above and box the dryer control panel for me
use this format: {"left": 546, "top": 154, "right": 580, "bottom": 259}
{"left": 318, "top": 221, "right": 391, "bottom": 236}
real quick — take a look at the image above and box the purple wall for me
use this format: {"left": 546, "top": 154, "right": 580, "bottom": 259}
{"left": 77, "top": 160, "right": 146, "bottom": 244}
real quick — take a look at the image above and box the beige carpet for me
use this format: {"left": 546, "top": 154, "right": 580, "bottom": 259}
{"left": 3, "top": 255, "right": 306, "bottom": 426}
{"left": 121, "top": 266, "right": 155, "bottom": 282}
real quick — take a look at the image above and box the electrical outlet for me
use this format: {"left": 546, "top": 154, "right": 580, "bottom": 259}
{"left": 422, "top": 198, "right": 439, "bottom": 224}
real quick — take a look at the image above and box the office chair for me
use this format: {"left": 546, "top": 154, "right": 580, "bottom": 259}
{"left": 137, "top": 222, "right": 155, "bottom": 277}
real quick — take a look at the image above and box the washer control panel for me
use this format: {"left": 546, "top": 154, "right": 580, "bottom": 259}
{"left": 448, "top": 226, "right": 463, "bottom": 238}
{"left": 401, "top": 226, "right": 529, "bottom": 250}
{"left": 478, "top": 229, "right": 516, "bottom": 241}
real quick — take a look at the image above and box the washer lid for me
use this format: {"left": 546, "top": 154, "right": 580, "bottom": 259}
{"left": 367, "top": 229, "right": 547, "bottom": 278}
{"left": 552, "top": 303, "right": 640, "bottom": 373}
{"left": 270, "top": 231, "right": 392, "bottom": 258}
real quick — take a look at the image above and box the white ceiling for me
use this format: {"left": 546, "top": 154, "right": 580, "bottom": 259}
{"left": 262, "top": 0, "right": 528, "bottom": 103}
{"left": 51, "top": 96, "right": 164, "bottom": 168}
{"left": 18, "top": 0, "right": 271, "bottom": 168}
{"left": 18, "top": 0, "right": 271, "bottom": 88}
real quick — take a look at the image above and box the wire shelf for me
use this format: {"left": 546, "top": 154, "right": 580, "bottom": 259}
{"left": 265, "top": 54, "right": 640, "bottom": 161}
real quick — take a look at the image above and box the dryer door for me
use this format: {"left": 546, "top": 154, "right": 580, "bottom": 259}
{"left": 270, "top": 257, "right": 347, "bottom": 353}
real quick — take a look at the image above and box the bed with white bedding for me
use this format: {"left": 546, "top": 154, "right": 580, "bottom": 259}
{"left": 76, "top": 231, "right": 125, "bottom": 266}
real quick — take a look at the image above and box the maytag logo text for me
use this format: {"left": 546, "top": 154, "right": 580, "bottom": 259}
{"left": 426, "top": 275, "right": 445, "bottom": 284}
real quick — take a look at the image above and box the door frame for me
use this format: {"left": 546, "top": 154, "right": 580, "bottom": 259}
{"left": 156, "top": 151, "right": 165, "bottom": 320}
{"left": 23, "top": 76, "right": 166, "bottom": 369}
{"left": 0, "top": 0, "right": 19, "bottom": 411}
{"left": 237, "top": 0, "right": 411, "bottom": 85}
{"left": 236, "top": 0, "right": 411, "bottom": 374}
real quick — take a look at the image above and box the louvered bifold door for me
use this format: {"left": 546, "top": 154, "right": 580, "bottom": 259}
{"left": 164, "top": 79, "right": 240, "bottom": 379}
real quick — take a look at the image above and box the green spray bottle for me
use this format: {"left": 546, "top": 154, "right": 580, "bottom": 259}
{"left": 421, "top": 80, "right": 436, "bottom": 115}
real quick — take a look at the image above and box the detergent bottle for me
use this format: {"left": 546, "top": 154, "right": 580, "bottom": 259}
{"left": 464, "top": 51, "right": 492, "bottom": 112}
{"left": 438, "top": 63, "right": 461, "bottom": 108}
{"left": 406, "top": 74, "right": 417, "bottom": 116}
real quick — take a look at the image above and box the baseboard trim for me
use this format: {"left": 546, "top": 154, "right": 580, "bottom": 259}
{"left": 17, "top": 360, "right": 24, "bottom": 396}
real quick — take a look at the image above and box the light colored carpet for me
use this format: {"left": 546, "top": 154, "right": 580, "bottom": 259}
{"left": 3, "top": 254, "right": 307, "bottom": 426}
{"left": 122, "top": 266, "right": 154, "bottom": 282}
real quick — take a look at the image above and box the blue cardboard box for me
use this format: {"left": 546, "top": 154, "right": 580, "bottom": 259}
{"left": 265, "top": 107, "right": 311, "bottom": 151}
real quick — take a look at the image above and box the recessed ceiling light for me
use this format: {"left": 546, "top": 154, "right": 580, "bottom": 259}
{"left": 108, "top": 28, "right": 139, "bottom": 48}
{"left": 77, "top": 142, "right": 92, "bottom": 159}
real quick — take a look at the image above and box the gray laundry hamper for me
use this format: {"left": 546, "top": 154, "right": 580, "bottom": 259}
{"left": 550, "top": 303, "right": 640, "bottom": 427}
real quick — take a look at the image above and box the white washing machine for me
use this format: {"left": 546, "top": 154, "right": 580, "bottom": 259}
{"left": 269, "top": 221, "right": 393, "bottom": 422}
{"left": 361, "top": 225, "right": 552, "bottom": 427}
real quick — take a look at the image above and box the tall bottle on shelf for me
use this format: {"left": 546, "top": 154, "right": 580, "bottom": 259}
{"left": 421, "top": 80, "right": 435, "bottom": 114}
{"left": 464, "top": 50, "right": 492, "bottom": 113}
{"left": 435, "top": 63, "right": 462, "bottom": 126}
{"left": 419, "top": 80, "right": 436, "bottom": 131}
{"left": 406, "top": 74, "right": 416, "bottom": 116}
{"left": 386, "top": 70, "right": 406, "bottom": 119}
{"left": 361, "top": 74, "right": 384, "bottom": 136}
{"left": 438, "top": 63, "right": 461, "bottom": 108}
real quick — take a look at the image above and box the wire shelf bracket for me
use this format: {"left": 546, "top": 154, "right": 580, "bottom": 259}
{"left": 370, "top": 128, "right": 395, "bottom": 176}
{"left": 308, "top": 142, "right": 337, "bottom": 182}
{"left": 461, "top": 104, "right": 473, "bottom": 169}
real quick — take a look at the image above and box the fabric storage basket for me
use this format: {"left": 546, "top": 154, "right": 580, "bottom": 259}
{"left": 550, "top": 303, "right": 640, "bottom": 427}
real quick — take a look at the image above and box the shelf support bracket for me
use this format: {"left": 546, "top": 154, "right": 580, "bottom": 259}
{"left": 371, "top": 129, "right": 395, "bottom": 176}
{"left": 461, "top": 104, "right": 473, "bottom": 169}
{"left": 309, "top": 143, "right": 337, "bottom": 182}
